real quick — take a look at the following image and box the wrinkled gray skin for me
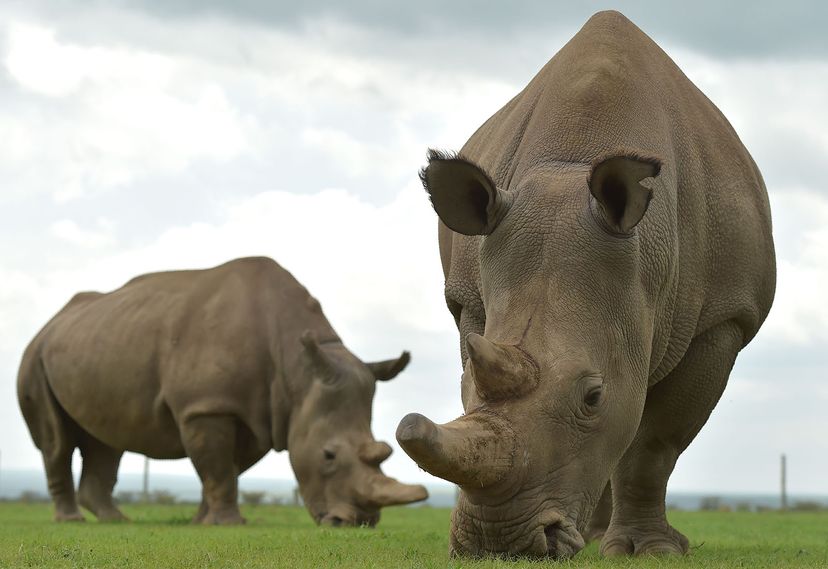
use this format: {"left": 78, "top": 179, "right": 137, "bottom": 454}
{"left": 397, "top": 11, "right": 775, "bottom": 559}
{"left": 18, "top": 257, "right": 427, "bottom": 526}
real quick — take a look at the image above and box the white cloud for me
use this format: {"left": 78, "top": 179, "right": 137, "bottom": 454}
{"left": 754, "top": 190, "right": 828, "bottom": 345}
{"left": 2, "top": 22, "right": 252, "bottom": 202}
{"left": 6, "top": 23, "right": 173, "bottom": 97}
{"left": 50, "top": 218, "right": 115, "bottom": 249}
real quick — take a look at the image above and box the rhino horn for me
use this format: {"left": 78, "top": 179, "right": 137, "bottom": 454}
{"left": 396, "top": 412, "right": 515, "bottom": 488}
{"left": 366, "top": 475, "right": 429, "bottom": 507}
{"left": 358, "top": 440, "right": 393, "bottom": 466}
{"left": 466, "top": 333, "right": 539, "bottom": 400}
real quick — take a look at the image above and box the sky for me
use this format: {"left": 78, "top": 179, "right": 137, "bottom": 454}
{"left": 1, "top": 1, "right": 826, "bottom": 497}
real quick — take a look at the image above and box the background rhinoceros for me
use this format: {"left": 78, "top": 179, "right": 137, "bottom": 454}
{"left": 397, "top": 10, "right": 775, "bottom": 559}
{"left": 18, "top": 256, "right": 427, "bottom": 525}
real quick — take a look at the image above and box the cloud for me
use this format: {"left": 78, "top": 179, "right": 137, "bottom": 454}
{"left": 49, "top": 0, "right": 828, "bottom": 58}
{"left": 1, "top": 22, "right": 252, "bottom": 202}
{"left": 759, "top": 191, "right": 828, "bottom": 346}
{"left": 50, "top": 218, "right": 115, "bottom": 249}
{"left": 669, "top": 50, "right": 828, "bottom": 194}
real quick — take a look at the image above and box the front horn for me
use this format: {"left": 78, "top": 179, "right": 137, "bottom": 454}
{"left": 396, "top": 411, "right": 515, "bottom": 488}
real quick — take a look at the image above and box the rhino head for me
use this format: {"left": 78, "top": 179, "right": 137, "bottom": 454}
{"left": 397, "top": 150, "right": 662, "bottom": 557}
{"left": 288, "top": 331, "right": 428, "bottom": 527}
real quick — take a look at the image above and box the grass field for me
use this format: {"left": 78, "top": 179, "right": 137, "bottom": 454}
{"left": 1, "top": 503, "right": 826, "bottom": 568}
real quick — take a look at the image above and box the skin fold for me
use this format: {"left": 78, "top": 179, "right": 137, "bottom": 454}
{"left": 18, "top": 256, "right": 427, "bottom": 526}
{"left": 397, "top": 10, "right": 775, "bottom": 559}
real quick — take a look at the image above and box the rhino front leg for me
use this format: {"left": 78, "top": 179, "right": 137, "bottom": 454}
{"left": 192, "top": 493, "right": 210, "bottom": 524}
{"left": 601, "top": 321, "right": 743, "bottom": 557}
{"left": 78, "top": 433, "right": 128, "bottom": 522}
{"left": 191, "top": 438, "right": 266, "bottom": 524}
{"left": 181, "top": 415, "right": 245, "bottom": 525}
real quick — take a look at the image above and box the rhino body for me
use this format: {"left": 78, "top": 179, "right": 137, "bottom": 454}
{"left": 19, "top": 256, "right": 427, "bottom": 525}
{"left": 398, "top": 11, "right": 774, "bottom": 558}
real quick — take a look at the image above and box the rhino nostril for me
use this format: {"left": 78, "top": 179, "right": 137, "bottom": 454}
{"left": 542, "top": 518, "right": 585, "bottom": 560}
{"left": 330, "top": 516, "right": 344, "bottom": 527}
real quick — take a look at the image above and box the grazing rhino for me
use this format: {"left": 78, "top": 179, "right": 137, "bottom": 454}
{"left": 18, "top": 256, "right": 427, "bottom": 526}
{"left": 396, "top": 11, "right": 775, "bottom": 559}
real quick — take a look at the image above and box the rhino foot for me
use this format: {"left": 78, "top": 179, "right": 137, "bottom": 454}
{"left": 600, "top": 522, "right": 689, "bottom": 556}
{"left": 96, "top": 509, "right": 130, "bottom": 522}
{"left": 54, "top": 510, "right": 86, "bottom": 522}
{"left": 200, "top": 510, "right": 247, "bottom": 525}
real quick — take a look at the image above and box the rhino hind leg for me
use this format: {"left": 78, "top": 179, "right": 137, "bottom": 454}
{"left": 181, "top": 415, "right": 246, "bottom": 525}
{"left": 77, "top": 433, "right": 128, "bottom": 522}
{"left": 601, "top": 320, "right": 743, "bottom": 557}
{"left": 17, "top": 361, "right": 84, "bottom": 522}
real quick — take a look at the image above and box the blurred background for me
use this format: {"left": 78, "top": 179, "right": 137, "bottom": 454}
{"left": 1, "top": 1, "right": 826, "bottom": 509}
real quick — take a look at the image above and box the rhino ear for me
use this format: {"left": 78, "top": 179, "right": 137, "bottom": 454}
{"left": 366, "top": 351, "right": 410, "bottom": 382}
{"left": 301, "top": 330, "right": 338, "bottom": 384}
{"left": 420, "top": 149, "right": 512, "bottom": 236}
{"left": 588, "top": 152, "right": 662, "bottom": 234}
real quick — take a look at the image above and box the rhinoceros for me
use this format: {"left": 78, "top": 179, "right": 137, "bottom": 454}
{"left": 18, "top": 256, "right": 427, "bottom": 526}
{"left": 396, "top": 11, "right": 775, "bottom": 559}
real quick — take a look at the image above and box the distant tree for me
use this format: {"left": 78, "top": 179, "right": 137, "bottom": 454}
{"left": 734, "top": 501, "right": 752, "bottom": 512}
{"left": 115, "top": 491, "right": 137, "bottom": 504}
{"left": 240, "top": 491, "right": 266, "bottom": 506}
{"left": 150, "top": 490, "right": 177, "bottom": 505}
{"left": 18, "top": 491, "right": 49, "bottom": 503}
{"left": 792, "top": 501, "right": 825, "bottom": 512}
{"left": 699, "top": 496, "right": 721, "bottom": 511}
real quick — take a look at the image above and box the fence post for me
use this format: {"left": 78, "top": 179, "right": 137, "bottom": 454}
{"left": 142, "top": 456, "right": 150, "bottom": 503}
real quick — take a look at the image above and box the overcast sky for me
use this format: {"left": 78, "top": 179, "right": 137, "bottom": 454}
{"left": 1, "top": 1, "right": 826, "bottom": 497}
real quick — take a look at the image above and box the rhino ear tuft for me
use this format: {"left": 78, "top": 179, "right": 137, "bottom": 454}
{"left": 366, "top": 351, "right": 410, "bottom": 382}
{"left": 420, "top": 149, "right": 512, "bottom": 236}
{"left": 588, "top": 151, "right": 662, "bottom": 234}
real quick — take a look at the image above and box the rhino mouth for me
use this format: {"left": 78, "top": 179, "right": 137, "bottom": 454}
{"left": 318, "top": 510, "right": 379, "bottom": 528}
{"left": 450, "top": 507, "right": 585, "bottom": 559}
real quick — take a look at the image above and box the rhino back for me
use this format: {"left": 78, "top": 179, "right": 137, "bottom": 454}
{"left": 454, "top": 11, "right": 774, "bottom": 380}
{"left": 38, "top": 257, "right": 328, "bottom": 457}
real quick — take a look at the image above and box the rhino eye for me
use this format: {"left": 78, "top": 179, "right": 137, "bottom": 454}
{"left": 584, "top": 386, "right": 603, "bottom": 409}
{"left": 323, "top": 449, "right": 336, "bottom": 461}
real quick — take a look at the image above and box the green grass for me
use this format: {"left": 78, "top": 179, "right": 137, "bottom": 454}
{"left": 0, "top": 503, "right": 826, "bottom": 568}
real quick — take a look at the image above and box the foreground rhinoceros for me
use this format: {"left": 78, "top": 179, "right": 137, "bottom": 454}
{"left": 18, "top": 256, "right": 427, "bottom": 525}
{"left": 397, "top": 10, "right": 775, "bottom": 559}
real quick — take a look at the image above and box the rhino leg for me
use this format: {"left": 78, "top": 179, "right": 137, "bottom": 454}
{"left": 181, "top": 415, "right": 246, "bottom": 525}
{"left": 191, "top": 440, "right": 265, "bottom": 524}
{"left": 601, "top": 321, "right": 743, "bottom": 557}
{"left": 18, "top": 361, "right": 84, "bottom": 522}
{"left": 78, "top": 433, "right": 128, "bottom": 522}
{"left": 192, "top": 493, "right": 210, "bottom": 524}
